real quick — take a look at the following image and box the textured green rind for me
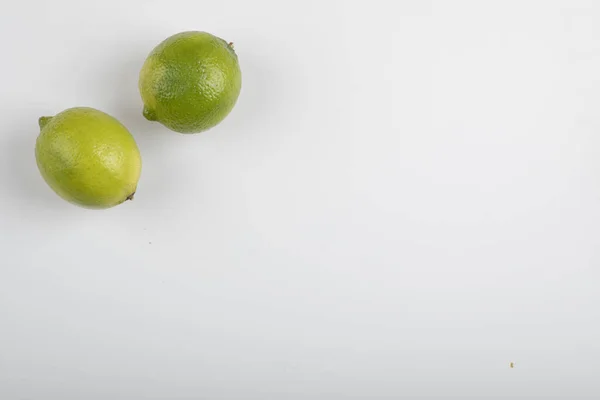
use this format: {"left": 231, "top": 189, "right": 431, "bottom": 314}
{"left": 139, "top": 31, "right": 242, "bottom": 134}
{"left": 35, "top": 107, "right": 142, "bottom": 209}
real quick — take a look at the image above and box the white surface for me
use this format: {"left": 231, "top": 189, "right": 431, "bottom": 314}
{"left": 1, "top": 0, "right": 599, "bottom": 398}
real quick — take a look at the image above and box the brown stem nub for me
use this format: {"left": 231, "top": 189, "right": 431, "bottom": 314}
{"left": 127, "top": 192, "right": 135, "bottom": 201}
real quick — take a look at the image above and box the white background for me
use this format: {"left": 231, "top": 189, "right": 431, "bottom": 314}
{"left": 1, "top": 0, "right": 599, "bottom": 398}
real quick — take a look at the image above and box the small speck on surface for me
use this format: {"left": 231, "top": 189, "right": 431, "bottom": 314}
{"left": 510, "top": 362, "right": 515, "bottom": 368}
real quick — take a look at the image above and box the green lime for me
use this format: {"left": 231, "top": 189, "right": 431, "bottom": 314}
{"left": 35, "top": 107, "right": 142, "bottom": 209}
{"left": 139, "top": 31, "right": 242, "bottom": 133}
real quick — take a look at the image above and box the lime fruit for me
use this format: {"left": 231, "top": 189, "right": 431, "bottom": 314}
{"left": 139, "top": 31, "right": 242, "bottom": 133}
{"left": 35, "top": 107, "right": 142, "bottom": 209}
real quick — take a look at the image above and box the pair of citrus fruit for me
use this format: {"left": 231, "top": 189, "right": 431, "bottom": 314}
{"left": 35, "top": 31, "right": 242, "bottom": 209}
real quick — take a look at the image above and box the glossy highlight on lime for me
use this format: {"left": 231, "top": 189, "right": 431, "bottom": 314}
{"left": 35, "top": 107, "right": 142, "bottom": 209}
{"left": 139, "top": 31, "right": 242, "bottom": 133}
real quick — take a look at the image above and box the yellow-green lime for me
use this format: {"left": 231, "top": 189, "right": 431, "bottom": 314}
{"left": 35, "top": 107, "right": 142, "bottom": 209}
{"left": 139, "top": 31, "right": 242, "bottom": 133}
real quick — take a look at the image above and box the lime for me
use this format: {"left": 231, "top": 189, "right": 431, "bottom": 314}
{"left": 139, "top": 31, "right": 242, "bottom": 133}
{"left": 35, "top": 107, "right": 142, "bottom": 209}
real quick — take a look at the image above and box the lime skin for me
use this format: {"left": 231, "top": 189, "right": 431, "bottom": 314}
{"left": 139, "top": 31, "right": 242, "bottom": 134}
{"left": 35, "top": 107, "right": 142, "bottom": 209}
